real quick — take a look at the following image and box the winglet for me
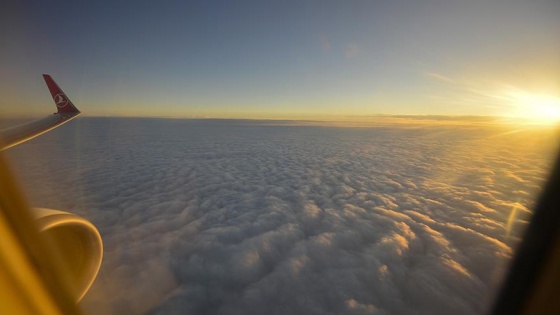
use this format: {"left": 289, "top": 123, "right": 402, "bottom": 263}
{"left": 0, "top": 75, "right": 81, "bottom": 150}
{"left": 42, "top": 74, "right": 80, "bottom": 114}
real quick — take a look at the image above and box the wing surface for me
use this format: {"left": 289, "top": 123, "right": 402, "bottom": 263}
{"left": 0, "top": 75, "right": 81, "bottom": 150}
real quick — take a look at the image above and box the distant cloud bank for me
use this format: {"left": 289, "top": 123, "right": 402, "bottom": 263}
{"left": 7, "top": 118, "right": 558, "bottom": 315}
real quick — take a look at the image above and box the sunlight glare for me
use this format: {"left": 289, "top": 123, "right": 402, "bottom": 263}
{"left": 506, "top": 90, "right": 560, "bottom": 125}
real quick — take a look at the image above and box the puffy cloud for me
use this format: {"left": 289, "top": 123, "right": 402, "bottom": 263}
{"left": 5, "top": 118, "right": 558, "bottom": 315}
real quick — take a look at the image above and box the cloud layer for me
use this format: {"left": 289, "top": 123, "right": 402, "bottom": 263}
{"left": 6, "top": 118, "right": 558, "bottom": 315}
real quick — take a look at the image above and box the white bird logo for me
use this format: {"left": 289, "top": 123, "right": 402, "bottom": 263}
{"left": 54, "top": 93, "right": 68, "bottom": 108}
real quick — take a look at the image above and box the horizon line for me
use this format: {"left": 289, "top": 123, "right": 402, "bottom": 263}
{"left": 2, "top": 113, "right": 558, "bottom": 128}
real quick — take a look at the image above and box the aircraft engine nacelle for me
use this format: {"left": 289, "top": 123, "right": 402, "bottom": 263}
{"left": 32, "top": 208, "right": 103, "bottom": 302}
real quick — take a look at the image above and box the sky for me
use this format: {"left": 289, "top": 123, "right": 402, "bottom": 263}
{"left": 6, "top": 118, "right": 558, "bottom": 314}
{"left": 1, "top": 0, "right": 559, "bottom": 120}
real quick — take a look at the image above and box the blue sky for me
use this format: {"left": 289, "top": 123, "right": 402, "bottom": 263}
{"left": 1, "top": 0, "right": 559, "bottom": 119}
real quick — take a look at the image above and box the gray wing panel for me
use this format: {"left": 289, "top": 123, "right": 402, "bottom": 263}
{"left": 0, "top": 112, "right": 80, "bottom": 151}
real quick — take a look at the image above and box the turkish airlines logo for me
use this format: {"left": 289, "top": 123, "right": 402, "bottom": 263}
{"left": 54, "top": 93, "right": 68, "bottom": 108}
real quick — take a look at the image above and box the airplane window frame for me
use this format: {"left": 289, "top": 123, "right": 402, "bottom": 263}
{"left": 491, "top": 145, "right": 560, "bottom": 314}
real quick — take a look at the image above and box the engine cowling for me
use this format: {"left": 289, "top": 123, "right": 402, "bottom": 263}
{"left": 32, "top": 208, "right": 103, "bottom": 302}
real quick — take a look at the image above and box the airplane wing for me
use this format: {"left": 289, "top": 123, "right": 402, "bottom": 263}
{"left": 0, "top": 75, "right": 101, "bottom": 313}
{"left": 0, "top": 74, "right": 81, "bottom": 150}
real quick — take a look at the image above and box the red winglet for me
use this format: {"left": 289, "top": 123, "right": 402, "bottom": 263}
{"left": 42, "top": 74, "right": 80, "bottom": 114}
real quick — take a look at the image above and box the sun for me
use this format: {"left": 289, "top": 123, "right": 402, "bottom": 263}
{"left": 505, "top": 90, "right": 560, "bottom": 125}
